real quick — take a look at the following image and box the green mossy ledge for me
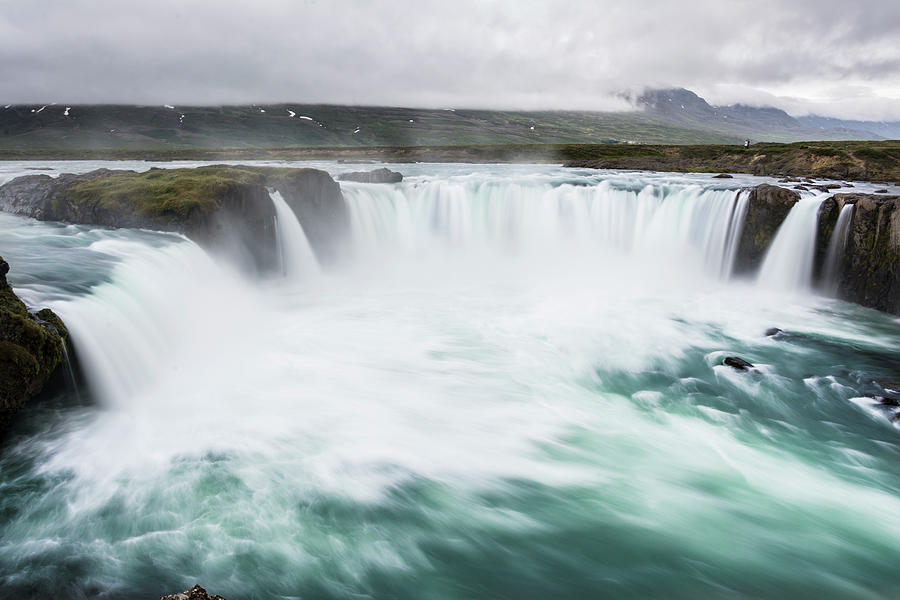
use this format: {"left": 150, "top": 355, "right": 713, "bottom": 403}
{"left": 0, "top": 165, "right": 349, "bottom": 270}
{"left": 0, "top": 256, "right": 70, "bottom": 434}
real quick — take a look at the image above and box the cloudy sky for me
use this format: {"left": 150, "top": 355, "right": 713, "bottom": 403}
{"left": 2, "top": 0, "right": 899, "bottom": 120}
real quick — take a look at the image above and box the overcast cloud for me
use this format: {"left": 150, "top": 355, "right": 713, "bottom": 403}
{"left": 2, "top": 0, "right": 899, "bottom": 120}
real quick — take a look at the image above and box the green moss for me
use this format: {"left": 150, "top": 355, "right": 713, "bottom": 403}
{"left": 0, "top": 340, "right": 39, "bottom": 372}
{"left": 810, "top": 148, "right": 848, "bottom": 158}
{"left": 65, "top": 166, "right": 271, "bottom": 222}
{"left": 35, "top": 308, "right": 69, "bottom": 342}
{"left": 754, "top": 230, "right": 772, "bottom": 250}
{"left": 854, "top": 148, "right": 890, "bottom": 161}
{"left": 1, "top": 257, "right": 68, "bottom": 425}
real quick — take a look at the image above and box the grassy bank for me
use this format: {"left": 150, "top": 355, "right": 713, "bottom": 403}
{"left": 1, "top": 140, "right": 898, "bottom": 181}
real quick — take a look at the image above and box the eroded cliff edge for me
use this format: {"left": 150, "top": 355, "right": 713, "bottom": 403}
{"left": 817, "top": 193, "right": 900, "bottom": 314}
{"left": 0, "top": 256, "right": 70, "bottom": 435}
{"left": 0, "top": 165, "right": 349, "bottom": 271}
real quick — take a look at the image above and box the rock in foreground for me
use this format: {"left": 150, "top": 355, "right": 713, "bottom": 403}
{"left": 161, "top": 584, "right": 226, "bottom": 600}
{"left": 0, "top": 256, "right": 70, "bottom": 435}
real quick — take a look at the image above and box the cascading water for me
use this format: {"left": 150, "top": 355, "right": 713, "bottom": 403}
{"left": 341, "top": 180, "right": 750, "bottom": 281}
{"left": 757, "top": 193, "right": 830, "bottom": 291}
{"left": 53, "top": 237, "right": 261, "bottom": 408}
{"left": 2, "top": 165, "right": 900, "bottom": 600}
{"left": 822, "top": 203, "right": 855, "bottom": 294}
{"left": 269, "top": 189, "right": 320, "bottom": 280}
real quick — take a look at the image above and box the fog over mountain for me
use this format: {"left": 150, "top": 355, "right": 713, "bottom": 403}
{"left": 1, "top": 0, "right": 899, "bottom": 121}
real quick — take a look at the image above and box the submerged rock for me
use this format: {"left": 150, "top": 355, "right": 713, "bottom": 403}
{"left": 161, "top": 585, "right": 226, "bottom": 600}
{"left": 723, "top": 356, "right": 754, "bottom": 371}
{"left": 0, "top": 256, "right": 70, "bottom": 435}
{"left": 874, "top": 395, "right": 900, "bottom": 407}
{"left": 874, "top": 189, "right": 888, "bottom": 193}
{"left": 877, "top": 379, "right": 900, "bottom": 394}
{"left": 712, "top": 173, "right": 733, "bottom": 179}
{"left": 338, "top": 167, "right": 403, "bottom": 183}
{"left": 764, "top": 327, "right": 783, "bottom": 337}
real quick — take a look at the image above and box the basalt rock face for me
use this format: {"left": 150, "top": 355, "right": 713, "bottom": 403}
{"left": 733, "top": 184, "right": 800, "bottom": 274}
{"left": 267, "top": 168, "right": 349, "bottom": 264}
{"left": 819, "top": 194, "right": 900, "bottom": 314}
{"left": 0, "top": 256, "right": 70, "bottom": 435}
{"left": 0, "top": 166, "right": 350, "bottom": 271}
{"left": 338, "top": 167, "right": 403, "bottom": 184}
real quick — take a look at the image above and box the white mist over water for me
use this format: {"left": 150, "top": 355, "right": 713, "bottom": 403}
{"left": 2, "top": 165, "right": 900, "bottom": 599}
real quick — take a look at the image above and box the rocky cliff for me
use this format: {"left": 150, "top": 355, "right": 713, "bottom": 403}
{"left": 0, "top": 165, "right": 349, "bottom": 271}
{"left": 817, "top": 194, "right": 900, "bottom": 313}
{"left": 0, "top": 256, "right": 70, "bottom": 435}
{"left": 733, "top": 184, "right": 800, "bottom": 274}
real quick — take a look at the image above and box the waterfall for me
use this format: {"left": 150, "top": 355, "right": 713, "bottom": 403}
{"left": 757, "top": 194, "right": 829, "bottom": 291}
{"left": 53, "top": 238, "right": 260, "bottom": 407}
{"left": 59, "top": 342, "right": 81, "bottom": 402}
{"left": 269, "top": 189, "right": 320, "bottom": 280}
{"left": 721, "top": 190, "right": 750, "bottom": 279}
{"left": 341, "top": 180, "right": 749, "bottom": 280}
{"left": 822, "top": 204, "right": 854, "bottom": 294}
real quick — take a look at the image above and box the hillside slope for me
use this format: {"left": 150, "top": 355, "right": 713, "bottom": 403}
{"left": 1, "top": 89, "right": 892, "bottom": 151}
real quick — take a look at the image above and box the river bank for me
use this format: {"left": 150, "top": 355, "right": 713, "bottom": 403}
{"left": 0, "top": 140, "right": 898, "bottom": 182}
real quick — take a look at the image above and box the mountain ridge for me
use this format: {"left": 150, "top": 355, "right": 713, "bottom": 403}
{"left": 0, "top": 89, "right": 895, "bottom": 150}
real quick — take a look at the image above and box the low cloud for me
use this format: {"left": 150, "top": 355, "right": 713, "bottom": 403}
{"left": 1, "top": 0, "right": 898, "bottom": 120}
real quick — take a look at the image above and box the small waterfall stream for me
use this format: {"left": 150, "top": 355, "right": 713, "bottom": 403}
{"left": 757, "top": 194, "right": 830, "bottom": 291}
{"left": 269, "top": 189, "right": 320, "bottom": 280}
{"left": 822, "top": 203, "right": 855, "bottom": 294}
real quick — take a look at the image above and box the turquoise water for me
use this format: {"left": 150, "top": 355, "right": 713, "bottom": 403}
{"left": 1, "top": 164, "right": 900, "bottom": 599}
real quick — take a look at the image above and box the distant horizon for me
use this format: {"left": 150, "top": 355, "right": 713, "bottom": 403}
{"left": 2, "top": 89, "right": 898, "bottom": 125}
{"left": 3, "top": 0, "right": 899, "bottom": 122}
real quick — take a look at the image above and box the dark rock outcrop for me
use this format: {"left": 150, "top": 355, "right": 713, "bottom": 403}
{"left": 0, "top": 165, "right": 350, "bottom": 271}
{"left": 723, "top": 356, "right": 754, "bottom": 371}
{"left": 338, "top": 167, "right": 403, "bottom": 184}
{"left": 0, "top": 256, "right": 70, "bottom": 435}
{"left": 712, "top": 173, "right": 733, "bottom": 179}
{"left": 161, "top": 585, "right": 226, "bottom": 600}
{"left": 822, "top": 194, "right": 900, "bottom": 313}
{"left": 733, "top": 184, "right": 799, "bottom": 274}
{"left": 764, "top": 327, "right": 783, "bottom": 337}
{"left": 266, "top": 168, "right": 348, "bottom": 264}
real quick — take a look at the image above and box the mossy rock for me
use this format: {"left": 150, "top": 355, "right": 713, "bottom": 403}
{"left": 0, "top": 256, "right": 70, "bottom": 434}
